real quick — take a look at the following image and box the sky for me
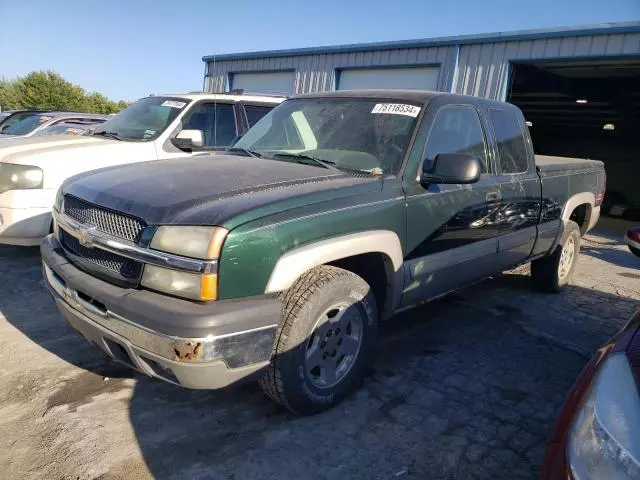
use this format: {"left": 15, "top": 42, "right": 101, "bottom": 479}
{"left": 0, "top": 0, "right": 638, "bottom": 101}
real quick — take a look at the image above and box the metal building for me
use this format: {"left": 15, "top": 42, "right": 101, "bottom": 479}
{"left": 203, "top": 22, "right": 640, "bottom": 211}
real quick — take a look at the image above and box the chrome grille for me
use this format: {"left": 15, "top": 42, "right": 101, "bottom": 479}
{"left": 60, "top": 230, "right": 142, "bottom": 280}
{"left": 63, "top": 195, "right": 146, "bottom": 242}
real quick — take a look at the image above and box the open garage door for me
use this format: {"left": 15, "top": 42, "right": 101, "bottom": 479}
{"left": 508, "top": 58, "right": 640, "bottom": 219}
{"left": 230, "top": 71, "right": 294, "bottom": 95}
{"left": 337, "top": 67, "right": 439, "bottom": 91}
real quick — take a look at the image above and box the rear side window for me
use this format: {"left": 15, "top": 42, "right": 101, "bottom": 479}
{"left": 488, "top": 108, "right": 529, "bottom": 174}
{"left": 424, "top": 105, "right": 489, "bottom": 173}
{"left": 245, "top": 105, "right": 273, "bottom": 127}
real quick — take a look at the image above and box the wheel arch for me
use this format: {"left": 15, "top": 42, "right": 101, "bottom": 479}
{"left": 562, "top": 192, "right": 596, "bottom": 236}
{"left": 264, "top": 230, "right": 404, "bottom": 318}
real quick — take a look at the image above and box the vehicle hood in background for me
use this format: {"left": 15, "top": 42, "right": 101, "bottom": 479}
{"left": 0, "top": 135, "right": 158, "bottom": 188}
{"left": 62, "top": 155, "right": 383, "bottom": 226}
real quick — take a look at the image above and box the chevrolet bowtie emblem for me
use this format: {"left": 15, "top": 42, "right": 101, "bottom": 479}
{"left": 77, "top": 226, "right": 96, "bottom": 248}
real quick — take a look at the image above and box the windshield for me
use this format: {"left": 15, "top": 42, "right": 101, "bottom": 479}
{"left": 233, "top": 98, "right": 421, "bottom": 174}
{"left": 90, "top": 96, "right": 190, "bottom": 141}
{"left": 2, "top": 114, "right": 53, "bottom": 136}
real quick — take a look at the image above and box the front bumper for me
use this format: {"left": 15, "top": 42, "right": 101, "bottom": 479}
{"left": 0, "top": 205, "right": 52, "bottom": 245}
{"left": 41, "top": 234, "right": 281, "bottom": 389}
{"left": 0, "top": 189, "right": 56, "bottom": 245}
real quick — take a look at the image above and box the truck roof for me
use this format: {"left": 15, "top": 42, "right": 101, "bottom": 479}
{"left": 157, "top": 92, "right": 286, "bottom": 103}
{"left": 293, "top": 89, "right": 520, "bottom": 110}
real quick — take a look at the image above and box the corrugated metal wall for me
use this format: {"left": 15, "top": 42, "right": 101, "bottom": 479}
{"left": 205, "top": 45, "right": 457, "bottom": 94}
{"left": 205, "top": 31, "right": 640, "bottom": 99}
{"left": 455, "top": 32, "right": 640, "bottom": 99}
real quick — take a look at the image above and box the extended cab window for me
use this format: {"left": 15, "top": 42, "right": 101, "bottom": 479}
{"left": 183, "top": 103, "right": 237, "bottom": 147}
{"left": 245, "top": 105, "right": 274, "bottom": 127}
{"left": 488, "top": 108, "right": 529, "bottom": 174}
{"left": 424, "top": 105, "right": 489, "bottom": 173}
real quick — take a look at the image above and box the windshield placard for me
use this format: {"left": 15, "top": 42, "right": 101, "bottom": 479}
{"left": 161, "top": 100, "right": 187, "bottom": 109}
{"left": 371, "top": 103, "right": 421, "bottom": 117}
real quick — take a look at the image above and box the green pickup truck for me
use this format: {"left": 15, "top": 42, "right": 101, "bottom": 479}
{"left": 41, "top": 90, "right": 605, "bottom": 414}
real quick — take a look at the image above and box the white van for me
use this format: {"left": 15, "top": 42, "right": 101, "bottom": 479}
{"left": 0, "top": 92, "right": 284, "bottom": 245}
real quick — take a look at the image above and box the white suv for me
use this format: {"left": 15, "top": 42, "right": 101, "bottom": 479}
{"left": 0, "top": 92, "right": 284, "bottom": 245}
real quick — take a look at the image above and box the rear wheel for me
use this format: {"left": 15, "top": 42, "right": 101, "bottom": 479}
{"left": 259, "top": 265, "right": 378, "bottom": 415}
{"left": 531, "top": 220, "right": 581, "bottom": 293}
{"left": 630, "top": 246, "right": 640, "bottom": 258}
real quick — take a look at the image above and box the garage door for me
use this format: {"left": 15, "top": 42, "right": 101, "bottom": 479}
{"left": 337, "top": 67, "right": 439, "bottom": 90}
{"left": 230, "top": 71, "right": 294, "bottom": 94}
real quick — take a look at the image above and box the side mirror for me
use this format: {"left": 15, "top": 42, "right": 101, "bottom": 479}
{"left": 171, "top": 129, "right": 203, "bottom": 151}
{"left": 420, "top": 153, "right": 481, "bottom": 186}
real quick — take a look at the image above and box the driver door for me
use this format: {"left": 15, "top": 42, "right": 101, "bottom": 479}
{"left": 400, "top": 103, "right": 500, "bottom": 308}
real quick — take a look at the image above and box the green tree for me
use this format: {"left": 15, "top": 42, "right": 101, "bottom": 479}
{"left": 85, "top": 92, "right": 122, "bottom": 114}
{"left": 116, "top": 100, "right": 129, "bottom": 111}
{"left": 0, "top": 70, "right": 128, "bottom": 114}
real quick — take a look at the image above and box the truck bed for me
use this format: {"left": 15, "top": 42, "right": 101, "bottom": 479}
{"left": 535, "top": 155, "right": 604, "bottom": 174}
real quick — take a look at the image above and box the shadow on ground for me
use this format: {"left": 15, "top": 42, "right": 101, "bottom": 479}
{"left": 1, "top": 245, "right": 638, "bottom": 480}
{"left": 581, "top": 244, "right": 640, "bottom": 269}
{"left": 0, "top": 246, "right": 134, "bottom": 379}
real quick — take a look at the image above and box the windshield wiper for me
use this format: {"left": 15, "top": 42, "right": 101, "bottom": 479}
{"left": 270, "top": 153, "right": 337, "bottom": 169}
{"left": 226, "top": 147, "right": 262, "bottom": 158}
{"left": 92, "top": 130, "right": 123, "bottom": 141}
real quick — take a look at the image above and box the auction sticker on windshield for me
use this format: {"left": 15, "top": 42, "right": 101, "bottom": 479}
{"left": 161, "top": 100, "right": 187, "bottom": 109}
{"left": 371, "top": 104, "right": 421, "bottom": 117}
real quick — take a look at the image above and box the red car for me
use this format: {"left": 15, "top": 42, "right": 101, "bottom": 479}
{"left": 540, "top": 308, "right": 640, "bottom": 479}
{"left": 626, "top": 226, "right": 640, "bottom": 257}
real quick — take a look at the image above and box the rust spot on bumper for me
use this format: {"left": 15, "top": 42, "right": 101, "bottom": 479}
{"left": 173, "top": 341, "right": 202, "bottom": 361}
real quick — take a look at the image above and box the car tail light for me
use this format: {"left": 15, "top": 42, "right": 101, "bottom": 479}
{"left": 595, "top": 171, "right": 606, "bottom": 206}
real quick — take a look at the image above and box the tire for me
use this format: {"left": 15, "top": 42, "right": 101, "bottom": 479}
{"left": 630, "top": 246, "right": 640, "bottom": 258}
{"left": 259, "top": 265, "right": 378, "bottom": 415}
{"left": 531, "top": 220, "right": 581, "bottom": 293}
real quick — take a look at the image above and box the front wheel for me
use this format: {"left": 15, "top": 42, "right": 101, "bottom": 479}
{"left": 259, "top": 265, "right": 378, "bottom": 415}
{"left": 531, "top": 220, "right": 581, "bottom": 293}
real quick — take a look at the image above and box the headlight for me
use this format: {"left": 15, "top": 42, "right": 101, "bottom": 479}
{"left": 144, "top": 226, "right": 228, "bottom": 301}
{"left": 141, "top": 265, "right": 217, "bottom": 301}
{"left": 0, "top": 163, "right": 44, "bottom": 195}
{"left": 150, "top": 226, "right": 228, "bottom": 259}
{"left": 568, "top": 353, "right": 640, "bottom": 479}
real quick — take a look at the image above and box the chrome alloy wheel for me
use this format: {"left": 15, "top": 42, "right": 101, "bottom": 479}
{"left": 304, "top": 303, "right": 363, "bottom": 389}
{"left": 558, "top": 236, "right": 576, "bottom": 279}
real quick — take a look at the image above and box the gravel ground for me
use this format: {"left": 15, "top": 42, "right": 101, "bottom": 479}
{"left": 0, "top": 219, "right": 638, "bottom": 480}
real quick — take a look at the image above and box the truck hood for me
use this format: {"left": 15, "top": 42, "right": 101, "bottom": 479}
{"left": 0, "top": 135, "right": 157, "bottom": 188}
{"left": 62, "top": 155, "right": 383, "bottom": 226}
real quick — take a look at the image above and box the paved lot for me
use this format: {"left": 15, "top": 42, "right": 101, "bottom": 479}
{"left": 1, "top": 219, "right": 638, "bottom": 480}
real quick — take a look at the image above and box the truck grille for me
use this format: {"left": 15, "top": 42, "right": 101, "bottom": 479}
{"left": 60, "top": 230, "right": 143, "bottom": 280}
{"left": 63, "top": 195, "right": 146, "bottom": 242}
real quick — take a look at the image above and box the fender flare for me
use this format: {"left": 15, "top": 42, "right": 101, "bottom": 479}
{"left": 562, "top": 192, "right": 595, "bottom": 224}
{"left": 264, "top": 230, "right": 403, "bottom": 294}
